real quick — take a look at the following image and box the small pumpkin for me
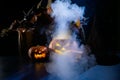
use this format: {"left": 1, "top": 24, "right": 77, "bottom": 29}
{"left": 28, "top": 46, "right": 49, "bottom": 62}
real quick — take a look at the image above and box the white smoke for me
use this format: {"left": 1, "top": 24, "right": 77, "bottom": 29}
{"left": 51, "top": 0, "right": 85, "bottom": 39}
{"left": 45, "top": 0, "right": 96, "bottom": 80}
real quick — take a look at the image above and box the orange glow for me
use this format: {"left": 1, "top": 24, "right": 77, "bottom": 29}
{"left": 61, "top": 47, "right": 65, "bottom": 51}
{"left": 56, "top": 43, "right": 61, "bottom": 47}
{"left": 35, "top": 49, "right": 38, "bottom": 52}
{"left": 54, "top": 49, "right": 63, "bottom": 54}
{"left": 49, "top": 39, "right": 83, "bottom": 55}
{"left": 54, "top": 42, "right": 65, "bottom": 54}
{"left": 34, "top": 53, "right": 46, "bottom": 59}
{"left": 75, "top": 19, "right": 81, "bottom": 28}
{"left": 38, "top": 51, "right": 41, "bottom": 54}
{"left": 28, "top": 46, "right": 48, "bottom": 59}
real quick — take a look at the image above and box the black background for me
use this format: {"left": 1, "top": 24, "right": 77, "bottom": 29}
{"left": 0, "top": 0, "right": 119, "bottom": 64}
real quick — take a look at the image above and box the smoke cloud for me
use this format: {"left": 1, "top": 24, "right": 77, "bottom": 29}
{"left": 51, "top": 0, "right": 85, "bottom": 39}
{"left": 45, "top": 0, "right": 96, "bottom": 80}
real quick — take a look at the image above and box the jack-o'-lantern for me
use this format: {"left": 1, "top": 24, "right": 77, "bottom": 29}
{"left": 49, "top": 39, "right": 82, "bottom": 55}
{"left": 28, "top": 46, "right": 49, "bottom": 62}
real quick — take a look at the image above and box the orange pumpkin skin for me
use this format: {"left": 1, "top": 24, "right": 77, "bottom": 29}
{"left": 28, "top": 46, "right": 49, "bottom": 62}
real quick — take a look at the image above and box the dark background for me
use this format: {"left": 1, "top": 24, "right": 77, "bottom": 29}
{"left": 0, "top": 1, "right": 119, "bottom": 80}
{"left": 0, "top": 0, "right": 119, "bottom": 65}
{"left": 0, "top": 0, "right": 39, "bottom": 27}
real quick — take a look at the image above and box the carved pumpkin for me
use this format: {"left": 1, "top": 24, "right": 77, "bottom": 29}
{"left": 49, "top": 39, "right": 82, "bottom": 55}
{"left": 28, "top": 46, "right": 49, "bottom": 62}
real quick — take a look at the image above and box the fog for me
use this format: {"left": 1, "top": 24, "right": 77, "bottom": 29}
{"left": 45, "top": 0, "right": 96, "bottom": 80}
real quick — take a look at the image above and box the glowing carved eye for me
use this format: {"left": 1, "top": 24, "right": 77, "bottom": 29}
{"left": 56, "top": 43, "right": 61, "bottom": 47}
{"left": 61, "top": 47, "right": 65, "bottom": 51}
